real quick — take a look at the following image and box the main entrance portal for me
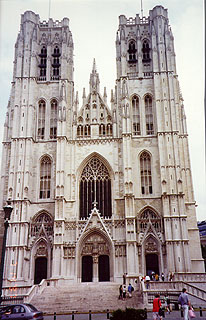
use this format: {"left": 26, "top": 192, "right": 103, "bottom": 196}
{"left": 82, "top": 256, "right": 93, "bottom": 282}
{"left": 34, "top": 257, "right": 47, "bottom": 284}
{"left": 146, "top": 253, "right": 159, "bottom": 276}
{"left": 80, "top": 232, "right": 111, "bottom": 282}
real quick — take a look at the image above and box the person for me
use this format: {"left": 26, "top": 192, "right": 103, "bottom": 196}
{"left": 145, "top": 275, "right": 150, "bottom": 289}
{"left": 123, "top": 273, "right": 127, "bottom": 285}
{"left": 122, "top": 284, "right": 127, "bottom": 300}
{"left": 128, "top": 283, "right": 133, "bottom": 298}
{"left": 178, "top": 288, "right": 191, "bottom": 320}
{"left": 119, "top": 285, "right": 123, "bottom": 299}
{"left": 153, "top": 294, "right": 163, "bottom": 320}
{"left": 164, "top": 293, "right": 171, "bottom": 314}
{"left": 155, "top": 273, "right": 159, "bottom": 281}
{"left": 161, "top": 272, "right": 165, "bottom": 281}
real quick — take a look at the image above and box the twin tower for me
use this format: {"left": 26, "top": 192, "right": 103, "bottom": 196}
{"left": 0, "top": 5, "right": 203, "bottom": 292}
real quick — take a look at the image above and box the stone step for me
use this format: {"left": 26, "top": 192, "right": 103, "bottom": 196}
{"left": 30, "top": 283, "right": 144, "bottom": 313}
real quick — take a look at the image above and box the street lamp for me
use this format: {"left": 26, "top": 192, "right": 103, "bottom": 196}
{"left": 0, "top": 202, "right": 13, "bottom": 304}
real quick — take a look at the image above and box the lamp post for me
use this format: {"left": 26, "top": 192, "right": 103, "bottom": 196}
{"left": 0, "top": 202, "right": 13, "bottom": 304}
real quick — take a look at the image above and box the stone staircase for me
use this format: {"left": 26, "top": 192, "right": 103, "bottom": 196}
{"left": 30, "top": 282, "right": 144, "bottom": 314}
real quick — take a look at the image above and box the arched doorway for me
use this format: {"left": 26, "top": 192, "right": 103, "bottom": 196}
{"left": 34, "top": 257, "right": 47, "bottom": 284}
{"left": 82, "top": 256, "right": 93, "bottom": 282}
{"left": 146, "top": 253, "right": 159, "bottom": 276}
{"left": 80, "top": 231, "right": 111, "bottom": 282}
{"left": 99, "top": 255, "right": 110, "bottom": 281}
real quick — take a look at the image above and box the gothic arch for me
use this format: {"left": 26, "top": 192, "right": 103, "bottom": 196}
{"left": 77, "top": 152, "right": 114, "bottom": 179}
{"left": 138, "top": 151, "right": 153, "bottom": 195}
{"left": 78, "top": 155, "right": 113, "bottom": 219}
{"left": 30, "top": 236, "right": 52, "bottom": 284}
{"left": 76, "top": 228, "right": 114, "bottom": 282}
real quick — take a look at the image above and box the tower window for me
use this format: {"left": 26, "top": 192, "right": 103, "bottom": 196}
{"left": 51, "top": 46, "right": 61, "bottom": 80}
{"left": 79, "top": 157, "right": 112, "bottom": 219}
{"left": 132, "top": 95, "right": 141, "bottom": 135}
{"left": 138, "top": 209, "right": 160, "bottom": 232}
{"left": 142, "top": 39, "right": 150, "bottom": 63}
{"left": 140, "top": 151, "right": 152, "bottom": 195}
{"left": 38, "top": 46, "right": 47, "bottom": 80}
{"left": 50, "top": 99, "right": 57, "bottom": 139}
{"left": 145, "top": 95, "right": 154, "bottom": 135}
{"left": 37, "top": 100, "right": 46, "bottom": 140}
{"left": 128, "top": 40, "right": 137, "bottom": 63}
{"left": 39, "top": 156, "right": 51, "bottom": 199}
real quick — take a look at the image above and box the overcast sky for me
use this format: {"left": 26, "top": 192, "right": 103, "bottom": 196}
{"left": 0, "top": 0, "right": 205, "bottom": 221}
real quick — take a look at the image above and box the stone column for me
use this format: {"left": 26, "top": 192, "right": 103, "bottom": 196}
{"left": 93, "top": 255, "right": 98, "bottom": 282}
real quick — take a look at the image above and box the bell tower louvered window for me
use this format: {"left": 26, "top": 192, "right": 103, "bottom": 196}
{"left": 80, "top": 157, "right": 112, "bottom": 219}
{"left": 145, "top": 95, "right": 154, "bottom": 135}
{"left": 38, "top": 100, "right": 46, "bottom": 140}
{"left": 140, "top": 152, "right": 152, "bottom": 195}
{"left": 132, "top": 96, "right": 141, "bottom": 135}
{"left": 52, "top": 46, "right": 61, "bottom": 80}
{"left": 40, "top": 156, "right": 51, "bottom": 199}
{"left": 142, "top": 39, "right": 150, "bottom": 63}
{"left": 39, "top": 46, "right": 47, "bottom": 80}
{"left": 50, "top": 99, "right": 57, "bottom": 139}
{"left": 128, "top": 40, "right": 137, "bottom": 63}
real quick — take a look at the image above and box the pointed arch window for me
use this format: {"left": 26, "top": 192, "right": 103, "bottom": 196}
{"left": 128, "top": 40, "right": 137, "bottom": 63}
{"left": 38, "top": 46, "right": 47, "bottom": 80}
{"left": 132, "top": 96, "right": 141, "bottom": 135}
{"left": 79, "top": 157, "right": 112, "bottom": 219}
{"left": 142, "top": 39, "right": 150, "bottom": 63}
{"left": 50, "top": 99, "right": 57, "bottom": 139}
{"left": 52, "top": 45, "right": 61, "bottom": 80}
{"left": 38, "top": 100, "right": 46, "bottom": 140}
{"left": 140, "top": 152, "right": 152, "bottom": 195}
{"left": 138, "top": 209, "right": 161, "bottom": 232}
{"left": 145, "top": 95, "right": 154, "bottom": 135}
{"left": 30, "top": 211, "right": 54, "bottom": 236}
{"left": 40, "top": 156, "right": 51, "bottom": 199}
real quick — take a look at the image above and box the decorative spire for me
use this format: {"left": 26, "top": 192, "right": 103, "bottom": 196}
{"left": 89, "top": 59, "right": 100, "bottom": 93}
{"left": 103, "top": 87, "right": 107, "bottom": 103}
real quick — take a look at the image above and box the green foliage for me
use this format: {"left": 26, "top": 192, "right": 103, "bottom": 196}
{"left": 110, "top": 308, "right": 147, "bottom": 320}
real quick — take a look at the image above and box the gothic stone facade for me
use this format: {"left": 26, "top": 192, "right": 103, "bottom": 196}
{"left": 0, "top": 6, "right": 204, "bottom": 290}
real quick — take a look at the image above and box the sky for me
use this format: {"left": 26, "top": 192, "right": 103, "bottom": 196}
{"left": 0, "top": 0, "right": 205, "bottom": 221}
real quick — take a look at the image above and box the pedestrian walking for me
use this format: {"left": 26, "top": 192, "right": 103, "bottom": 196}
{"left": 164, "top": 293, "right": 171, "bottom": 314}
{"left": 119, "top": 285, "right": 123, "bottom": 299}
{"left": 127, "top": 283, "right": 133, "bottom": 298}
{"left": 122, "top": 284, "right": 127, "bottom": 300}
{"left": 152, "top": 294, "right": 163, "bottom": 320}
{"left": 145, "top": 275, "right": 150, "bottom": 289}
{"left": 178, "top": 288, "right": 191, "bottom": 320}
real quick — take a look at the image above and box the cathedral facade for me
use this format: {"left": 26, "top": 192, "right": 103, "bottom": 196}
{"left": 0, "top": 5, "right": 204, "bottom": 291}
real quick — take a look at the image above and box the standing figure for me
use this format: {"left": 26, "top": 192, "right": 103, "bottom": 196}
{"left": 119, "top": 285, "right": 123, "bottom": 299}
{"left": 152, "top": 294, "right": 163, "bottom": 320}
{"left": 161, "top": 272, "right": 165, "bottom": 281}
{"left": 178, "top": 288, "right": 191, "bottom": 320}
{"left": 122, "top": 284, "right": 127, "bottom": 300}
{"left": 128, "top": 283, "right": 133, "bottom": 298}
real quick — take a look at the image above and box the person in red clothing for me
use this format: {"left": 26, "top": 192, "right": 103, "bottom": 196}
{"left": 153, "top": 294, "right": 163, "bottom": 320}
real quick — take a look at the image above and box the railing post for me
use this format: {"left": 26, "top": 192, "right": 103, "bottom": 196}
{"left": 200, "top": 306, "right": 203, "bottom": 317}
{"left": 72, "top": 311, "right": 74, "bottom": 320}
{"left": 89, "top": 310, "right": 91, "bottom": 320}
{"left": 107, "top": 309, "right": 110, "bottom": 319}
{"left": 54, "top": 312, "right": 56, "bottom": 320}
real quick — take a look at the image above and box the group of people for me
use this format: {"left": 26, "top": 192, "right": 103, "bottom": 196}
{"left": 119, "top": 283, "right": 134, "bottom": 300}
{"left": 152, "top": 288, "right": 195, "bottom": 320}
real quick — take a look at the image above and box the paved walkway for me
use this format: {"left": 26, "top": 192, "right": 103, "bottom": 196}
{"left": 43, "top": 310, "right": 206, "bottom": 320}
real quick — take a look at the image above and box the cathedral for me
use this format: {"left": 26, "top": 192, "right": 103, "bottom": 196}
{"left": 0, "top": 5, "right": 204, "bottom": 292}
